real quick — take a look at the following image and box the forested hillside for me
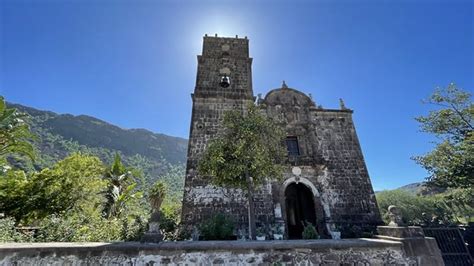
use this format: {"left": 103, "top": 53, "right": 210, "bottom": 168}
{"left": 7, "top": 103, "right": 187, "bottom": 198}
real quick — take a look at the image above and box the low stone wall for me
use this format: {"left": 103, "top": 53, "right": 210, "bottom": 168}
{"left": 0, "top": 239, "right": 435, "bottom": 265}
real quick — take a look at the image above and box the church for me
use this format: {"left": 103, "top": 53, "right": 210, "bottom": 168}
{"left": 181, "top": 35, "right": 382, "bottom": 239}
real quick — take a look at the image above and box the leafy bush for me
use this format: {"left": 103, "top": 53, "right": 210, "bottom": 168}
{"left": 159, "top": 201, "right": 181, "bottom": 240}
{"left": 36, "top": 213, "right": 121, "bottom": 242}
{"left": 0, "top": 154, "right": 105, "bottom": 223}
{"left": 119, "top": 215, "right": 147, "bottom": 241}
{"left": 198, "top": 214, "right": 235, "bottom": 240}
{"left": 431, "top": 188, "right": 474, "bottom": 224}
{"left": 302, "top": 223, "right": 319, "bottom": 239}
{"left": 35, "top": 212, "right": 146, "bottom": 242}
{"left": 0, "top": 217, "right": 31, "bottom": 242}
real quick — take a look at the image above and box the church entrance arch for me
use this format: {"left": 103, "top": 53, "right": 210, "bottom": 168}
{"left": 285, "top": 182, "right": 317, "bottom": 239}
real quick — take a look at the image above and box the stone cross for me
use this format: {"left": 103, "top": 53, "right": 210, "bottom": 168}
{"left": 339, "top": 98, "right": 347, "bottom": 110}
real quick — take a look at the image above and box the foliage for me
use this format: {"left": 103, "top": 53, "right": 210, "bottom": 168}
{"left": 159, "top": 208, "right": 180, "bottom": 240}
{"left": 414, "top": 84, "right": 473, "bottom": 189}
{"left": 0, "top": 170, "right": 31, "bottom": 222}
{"left": 32, "top": 166, "right": 147, "bottom": 242}
{"left": 35, "top": 211, "right": 145, "bottom": 242}
{"left": 430, "top": 188, "right": 474, "bottom": 224}
{"left": 151, "top": 181, "right": 183, "bottom": 241}
{"left": 7, "top": 102, "right": 186, "bottom": 202}
{"left": 377, "top": 187, "right": 474, "bottom": 226}
{"left": 302, "top": 223, "right": 319, "bottom": 239}
{"left": 198, "top": 103, "right": 287, "bottom": 239}
{"left": 198, "top": 104, "right": 287, "bottom": 189}
{"left": 102, "top": 154, "right": 143, "bottom": 219}
{"left": 152, "top": 164, "right": 185, "bottom": 207}
{"left": 0, "top": 217, "right": 32, "bottom": 242}
{"left": 377, "top": 190, "right": 440, "bottom": 225}
{"left": 36, "top": 213, "right": 119, "bottom": 242}
{"left": 198, "top": 213, "right": 235, "bottom": 240}
{"left": 0, "top": 96, "right": 36, "bottom": 163}
{"left": 0, "top": 153, "right": 105, "bottom": 223}
{"left": 0, "top": 100, "right": 186, "bottom": 242}
{"left": 149, "top": 181, "right": 166, "bottom": 209}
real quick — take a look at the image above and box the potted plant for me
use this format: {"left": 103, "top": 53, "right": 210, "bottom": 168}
{"left": 302, "top": 222, "right": 319, "bottom": 239}
{"left": 272, "top": 224, "right": 284, "bottom": 240}
{"left": 256, "top": 227, "right": 266, "bottom": 241}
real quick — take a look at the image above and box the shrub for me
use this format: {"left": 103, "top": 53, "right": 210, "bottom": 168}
{"left": 35, "top": 211, "right": 146, "bottom": 242}
{"left": 0, "top": 217, "right": 31, "bottom": 242}
{"left": 159, "top": 201, "right": 181, "bottom": 240}
{"left": 36, "top": 213, "right": 123, "bottom": 242}
{"left": 199, "top": 213, "right": 235, "bottom": 240}
{"left": 302, "top": 223, "right": 319, "bottom": 239}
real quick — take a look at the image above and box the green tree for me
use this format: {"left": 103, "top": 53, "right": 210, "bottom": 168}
{"left": 414, "top": 83, "right": 473, "bottom": 189}
{"left": 0, "top": 96, "right": 36, "bottom": 163}
{"left": 0, "top": 153, "right": 105, "bottom": 223}
{"left": 431, "top": 188, "right": 474, "bottom": 224}
{"left": 198, "top": 104, "right": 287, "bottom": 240}
{"left": 0, "top": 170, "right": 31, "bottom": 222}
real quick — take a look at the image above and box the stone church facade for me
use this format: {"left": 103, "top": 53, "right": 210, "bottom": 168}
{"left": 181, "top": 35, "right": 382, "bottom": 239}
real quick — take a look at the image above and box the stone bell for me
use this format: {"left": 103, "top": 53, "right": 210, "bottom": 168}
{"left": 220, "top": 75, "right": 230, "bottom": 88}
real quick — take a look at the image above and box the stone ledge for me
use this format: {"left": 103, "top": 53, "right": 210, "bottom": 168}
{"left": 0, "top": 239, "right": 401, "bottom": 253}
{"left": 0, "top": 240, "right": 432, "bottom": 265}
{"left": 377, "top": 226, "right": 425, "bottom": 239}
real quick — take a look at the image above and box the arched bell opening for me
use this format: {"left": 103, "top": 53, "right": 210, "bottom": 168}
{"left": 284, "top": 182, "right": 317, "bottom": 239}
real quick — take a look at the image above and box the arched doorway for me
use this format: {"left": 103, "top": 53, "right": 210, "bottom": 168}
{"left": 285, "top": 183, "right": 317, "bottom": 239}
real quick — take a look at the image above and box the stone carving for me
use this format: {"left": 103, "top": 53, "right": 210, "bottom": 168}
{"left": 141, "top": 183, "right": 165, "bottom": 242}
{"left": 388, "top": 205, "right": 404, "bottom": 227}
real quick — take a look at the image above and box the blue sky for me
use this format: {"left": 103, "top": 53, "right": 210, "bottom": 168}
{"left": 1, "top": 0, "right": 473, "bottom": 190}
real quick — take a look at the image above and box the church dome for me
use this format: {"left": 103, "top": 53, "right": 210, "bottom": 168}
{"left": 263, "top": 81, "right": 315, "bottom": 107}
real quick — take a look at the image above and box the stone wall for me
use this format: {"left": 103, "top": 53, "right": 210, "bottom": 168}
{"left": 0, "top": 239, "right": 429, "bottom": 265}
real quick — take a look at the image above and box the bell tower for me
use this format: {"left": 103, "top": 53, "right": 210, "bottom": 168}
{"left": 181, "top": 35, "right": 255, "bottom": 229}
{"left": 194, "top": 34, "right": 253, "bottom": 99}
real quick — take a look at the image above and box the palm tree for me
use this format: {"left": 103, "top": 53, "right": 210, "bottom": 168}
{"left": 102, "top": 154, "right": 138, "bottom": 218}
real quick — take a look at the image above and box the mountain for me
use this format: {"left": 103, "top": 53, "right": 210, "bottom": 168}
{"left": 374, "top": 183, "right": 424, "bottom": 194}
{"left": 397, "top": 182, "right": 425, "bottom": 195}
{"left": 376, "top": 182, "right": 447, "bottom": 196}
{"left": 7, "top": 102, "right": 188, "bottom": 197}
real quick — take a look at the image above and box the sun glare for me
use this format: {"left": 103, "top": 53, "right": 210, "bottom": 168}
{"left": 186, "top": 10, "right": 252, "bottom": 54}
